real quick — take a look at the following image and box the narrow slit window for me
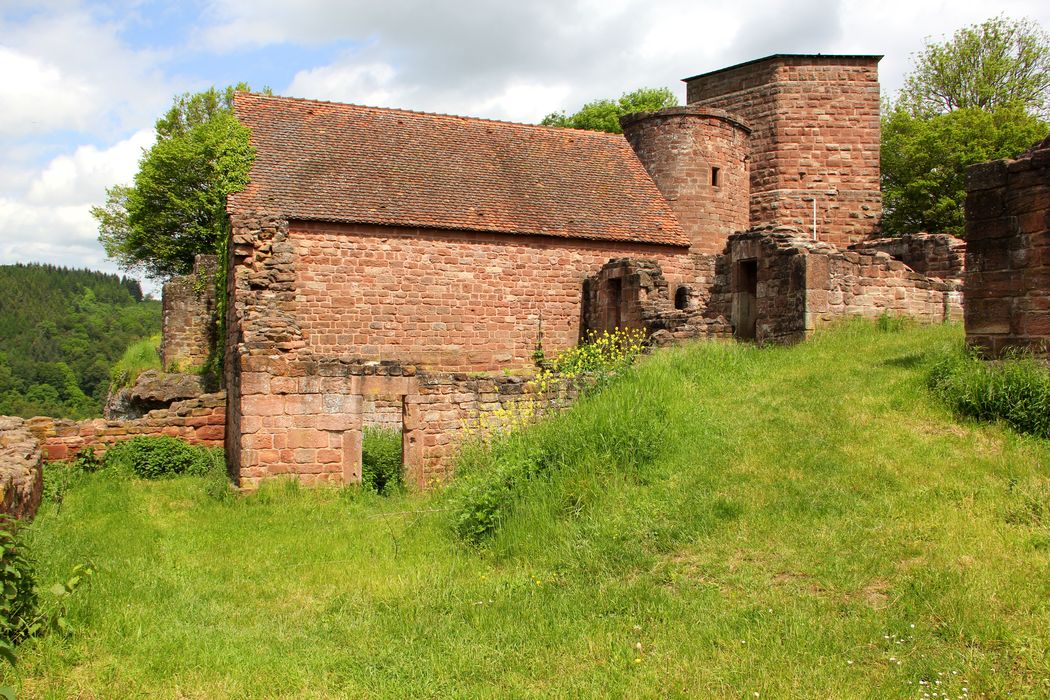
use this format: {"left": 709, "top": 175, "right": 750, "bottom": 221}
{"left": 711, "top": 166, "right": 721, "bottom": 187}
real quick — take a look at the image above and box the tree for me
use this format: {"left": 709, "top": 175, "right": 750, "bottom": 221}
{"left": 881, "top": 104, "right": 1048, "bottom": 236}
{"left": 899, "top": 15, "right": 1050, "bottom": 117}
{"left": 93, "top": 85, "right": 260, "bottom": 280}
{"left": 541, "top": 87, "right": 678, "bottom": 134}
{"left": 882, "top": 16, "right": 1050, "bottom": 236}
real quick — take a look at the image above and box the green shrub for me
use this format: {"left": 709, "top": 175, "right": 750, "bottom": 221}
{"left": 451, "top": 439, "right": 546, "bottom": 544}
{"left": 0, "top": 517, "right": 37, "bottom": 647}
{"left": 928, "top": 346, "right": 1050, "bottom": 439}
{"left": 71, "top": 446, "right": 103, "bottom": 473}
{"left": 361, "top": 427, "right": 403, "bottom": 495}
{"left": 103, "top": 436, "right": 216, "bottom": 479}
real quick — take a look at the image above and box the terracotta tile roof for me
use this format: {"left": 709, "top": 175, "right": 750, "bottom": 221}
{"left": 229, "top": 93, "right": 688, "bottom": 247}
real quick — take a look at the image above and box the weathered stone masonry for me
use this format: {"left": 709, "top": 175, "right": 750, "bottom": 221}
{"left": 585, "top": 230, "right": 962, "bottom": 347}
{"left": 225, "top": 210, "right": 686, "bottom": 487}
{"left": 621, "top": 107, "right": 751, "bottom": 254}
{"left": 290, "top": 222, "right": 691, "bottom": 371}
{"left": 231, "top": 353, "right": 577, "bottom": 490}
{"left": 29, "top": 392, "right": 225, "bottom": 462}
{"left": 686, "top": 55, "right": 883, "bottom": 247}
{"left": 161, "top": 254, "right": 219, "bottom": 371}
{"left": 219, "top": 55, "right": 970, "bottom": 489}
{"left": 0, "top": 417, "right": 43, "bottom": 520}
{"left": 965, "top": 135, "right": 1050, "bottom": 357}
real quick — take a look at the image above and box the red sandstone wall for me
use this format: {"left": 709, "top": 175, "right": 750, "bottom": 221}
{"left": 849, "top": 233, "right": 966, "bottom": 282}
{"left": 225, "top": 213, "right": 677, "bottom": 487}
{"left": 965, "top": 137, "right": 1050, "bottom": 356}
{"left": 686, "top": 56, "right": 882, "bottom": 247}
{"left": 725, "top": 230, "right": 961, "bottom": 344}
{"left": 0, "top": 417, "right": 43, "bottom": 520}
{"left": 231, "top": 354, "right": 577, "bottom": 489}
{"left": 816, "top": 252, "right": 962, "bottom": 325}
{"left": 621, "top": 107, "right": 751, "bottom": 254}
{"left": 28, "top": 392, "right": 226, "bottom": 462}
{"left": 289, "top": 222, "right": 691, "bottom": 371}
{"left": 161, "top": 254, "right": 219, "bottom": 371}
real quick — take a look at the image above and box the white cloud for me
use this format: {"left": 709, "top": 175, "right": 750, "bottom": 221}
{"left": 0, "top": 9, "right": 177, "bottom": 141}
{"left": 0, "top": 47, "right": 97, "bottom": 136}
{"left": 26, "top": 129, "right": 154, "bottom": 206}
{"left": 0, "top": 198, "right": 104, "bottom": 266}
{"left": 0, "top": 129, "right": 155, "bottom": 286}
{"left": 287, "top": 61, "right": 408, "bottom": 107}
{"left": 0, "top": 5, "right": 176, "bottom": 290}
{"left": 467, "top": 82, "right": 574, "bottom": 124}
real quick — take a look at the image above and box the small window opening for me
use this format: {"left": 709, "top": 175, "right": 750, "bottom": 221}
{"left": 605, "top": 277, "right": 623, "bottom": 330}
{"left": 674, "top": 286, "right": 689, "bottom": 311}
{"left": 711, "top": 166, "right": 721, "bottom": 187}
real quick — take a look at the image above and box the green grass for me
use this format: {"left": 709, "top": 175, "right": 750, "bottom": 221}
{"left": 7, "top": 321, "right": 1050, "bottom": 698}
{"left": 361, "top": 427, "right": 404, "bottom": 495}
{"left": 928, "top": 346, "right": 1050, "bottom": 439}
{"left": 109, "top": 334, "right": 162, "bottom": 388}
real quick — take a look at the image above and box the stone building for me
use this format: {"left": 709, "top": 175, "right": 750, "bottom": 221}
{"left": 216, "top": 53, "right": 964, "bottom": 489}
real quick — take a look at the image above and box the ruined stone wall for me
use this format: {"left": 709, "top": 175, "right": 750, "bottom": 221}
{"left": 686, "top": 56, "right": 882, "bottom": 247}
{"left": 287, "top": 221, "right": 691, "bottom": 371}
{"left": 232, "top": 354, "right": 577, "bottom": 489}
{"left": 583, "top": 258, "right": 673, "bottom": 335}
{"left": 724, "top": 231, "right": 811, "bottom": 344}
{"left": 850, "top": 233, "right": 965, "bottom": 281}
{"left": 722, "top": 229, "right": 961, "bottom": 344}
{"left": 817, "top": 249, "right": 963, "bottom": 326}
{"left": 582, "top": 257, "right": 730, "bottom": 345}
{"left": 411, "top": 372, "right": 580, "bottom": 488}
{"left": 0, "top": 417, "right": 43, "bottom": 520}
{"left": 161, "top": 254, "right": 219, "bottom": 371}
{"left": 28, "top": 392, "right": 226, "bottom": 462}
{"left": 620, "top": 107, "right": 751, "bottom": 254}
{"left": 964, "top": 136, "right": 1050, "bottom": 357}
{"left": 225, "top": 211, "right": 662, "bottom": 487}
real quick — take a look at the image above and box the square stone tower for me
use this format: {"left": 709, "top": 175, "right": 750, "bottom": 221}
{"left": 685, "top": 54, "right": 882, "bottom": 247}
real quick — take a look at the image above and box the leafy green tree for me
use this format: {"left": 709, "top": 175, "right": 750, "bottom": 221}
{"left": 881, "top": 104, "right": 1048, "bottom": 236}
{"left": 899, "top": 15, "right": 1050, "bottom": 117}
{"left": 94, "top": 85, "right": 259, "bottom": 280}
{"left": 541, "top": 87, "right": 678, "bottom": 134}
{"left": 882, "top": 16, "right": 1050, "bottom": 236}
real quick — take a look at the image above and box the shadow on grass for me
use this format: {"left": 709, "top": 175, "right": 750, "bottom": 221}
{"left": 881, "top": 353, "right": 926, "bottom": 369}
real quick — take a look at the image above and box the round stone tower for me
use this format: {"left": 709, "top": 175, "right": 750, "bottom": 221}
{"left": 621, "top": 106, "right": 751, "bottom": 254}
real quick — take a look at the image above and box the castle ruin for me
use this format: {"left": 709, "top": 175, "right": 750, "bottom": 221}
{"left": 14, "top": 51, "right": 1050, "bottom": 519}
{"left": 221, "top": 53, "right": 964, "bottom": 488}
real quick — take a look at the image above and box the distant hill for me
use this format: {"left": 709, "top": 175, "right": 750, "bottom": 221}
{"left": 0, "top": 263, "right": 161, "bottom": 419}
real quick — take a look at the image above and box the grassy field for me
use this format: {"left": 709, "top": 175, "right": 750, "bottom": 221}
{"left": 7, "top": 321, "right": 1050, "bottom": 698}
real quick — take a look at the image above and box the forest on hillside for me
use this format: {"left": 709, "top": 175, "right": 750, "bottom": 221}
{"left": 0, "top": 264, "right": 160, "bottom": 419}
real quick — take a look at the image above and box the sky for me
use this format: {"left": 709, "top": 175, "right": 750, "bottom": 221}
{"left": 2, "top": 0, "right": 1049, "bottom": 297}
